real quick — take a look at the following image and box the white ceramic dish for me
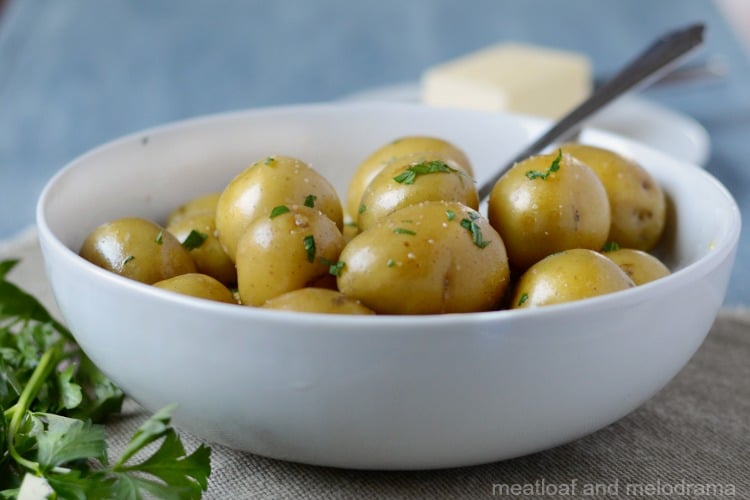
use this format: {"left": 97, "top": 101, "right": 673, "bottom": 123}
{"left": 341, "top": 83, "right": 711, "bottom": 167}
{"left": 36, "top": 103, "right": 739, "bottom": 470}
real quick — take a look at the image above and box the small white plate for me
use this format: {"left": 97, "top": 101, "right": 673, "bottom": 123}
{"left": 341, "top": 83, "right": 711, "bottom": 167}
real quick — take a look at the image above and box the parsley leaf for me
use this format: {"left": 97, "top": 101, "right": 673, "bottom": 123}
{"left": 303, "top": 235, "right": 316, "bottom": 263}
{"left": 601, "top": 241, "right": 621, "bottom": 252}
{"left": 525, "top": 149, "right": 563, "bottom": 180}
{"left": 393, "top": 160, "right": 462, "bottom": 185}
{"left": 181, "top": 230, "right": 208, "bottom": 251}
{"left": 270, "top": 205, "right": 290, "bottom": 218}
{"left": 459, "top": 218, "right": 491, "bottom": 249}
{"left": 304, "top": 194, "right": 317, "bottom": 208}
{"left": 393, "top": 228, "right": 416, "bottom": 235}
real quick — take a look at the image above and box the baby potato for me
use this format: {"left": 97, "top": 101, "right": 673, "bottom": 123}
{"left": 512, "top": 248, "right": 635, "bottom": 308}
{"left": 338, "top": 201, "right": 510, "bottom": 314}
{"left": 153, "top": 273, "right": 237, "bottom": 304}
{"left": 345, "top": 136, "right": 473, "bottom": 220}
{"left": 79, "top": 217, "right": 196, "bottom": 284}
{"left": 165, "top": 192, "right": 221, "bottom": 227}
{"left": 236, "top": 205, "right": 345, "bottom": 306}
{"left": 487, "top": 151, "right": 610, "bottom": 270}
{"left": 560, "top": 143, "right": 666, "bottom": 250}
{"left": 357, "top": 156, "right": 478, "bottom": 232}
{"left": 602, "top": 247, "right": 671, "bottom": 285}
{"left": 262, "top": 288, "right": 375, "bottom": 315}
{"left": 166, "top": 213, "right": 236, "bottom": 286}
{"left": 216, "top": 155, "right": 343, "bottom": 261}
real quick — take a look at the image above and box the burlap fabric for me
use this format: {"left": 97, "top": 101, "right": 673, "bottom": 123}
{"left": 2, "top": 228, "right": 748, "bottom": 499}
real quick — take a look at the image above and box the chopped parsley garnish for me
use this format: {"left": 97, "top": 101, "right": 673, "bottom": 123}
{"left": 181, "top": 230, "right": 208, "bottom": 250}
{"left": 460, "top": 218, "right": 491, "bottom": 249}
{"left": 122, "top": 255, "right": 135, "bottom": 265}
{"left": 601, "top": 241, "right": 621, "bottom": 252}
{"left": 446, "top": 209, "right": 456, "bottom": 221}
{"left": 319, "top": 257, "right": 345, "bottom": 276}
{"left": 393, "top": 160, "right": 461, "bottom": 185}
{"left": 517, "top": 293, "right": 529, "bottom": 306}
{"left": 304, "top": 194, "right": 317, "bottom": 208}
{"left": 358, "top": 204, "right": 367, "bottom": 214}
{"left": 155, "top": 230, "right": 164, "bottom": 245}
{"left": 263, "top": 156, "right": 276, "bottom": 166}
{"left": 270, "top": 205, "right": 291, "bottom": 218}
{"left": 393, "top": 227, "right": 416, "bottom": 235}
{"left": 387, "top": 259, "right": 395, "bottom": 268}
{"left": 303, "top": 235, "right": 316, "bottom": 263}
{"left": 525, "top": 149, "right": 563, "bottom": 180}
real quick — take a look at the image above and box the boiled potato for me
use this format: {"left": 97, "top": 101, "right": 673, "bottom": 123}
{"left": 216, "top": 155, "right": 343, "bottom": 261}
{"left": 602, "top": 247, "right": 671, "bottom": 285}
{"left": 561, "top": 143, "right": 666, "bottom": 250}
{"left": 165, "top": 192, "right": 221, "bottom": 227}
{"left": 153, "top": 273, "right": 237, "bottom": 304}
{"left": 338, "top": 201, "right": 510, "bottom": 314}
{"left": 512, "top": 248, "right": 635, "bottom": 308}
{"left": 487, "top": 151, "right": 610, "bottom": 269}
{"left": 166, "top": 213, "right": 236, "bottom": 286}
{"left": 356, "top": 156, "right": 478, "bottom": 232}
{"left": 262, "top": 288, "right": 375, "bottom": 315}
{"left": 236, "top": 205, "right": 345, "bottom": 306}
{"left": 79, "top": 217, "right": 195, "bottom": 284}
{"left": 345, "top": 136, "right": 473, "bottom": 221}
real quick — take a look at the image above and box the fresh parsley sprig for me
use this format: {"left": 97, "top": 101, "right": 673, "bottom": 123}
{"left": 0, "top": 259, "right": 211, "bottom": 498}
{"left": 525, "top": 149, "right": 563, "bottom": 180}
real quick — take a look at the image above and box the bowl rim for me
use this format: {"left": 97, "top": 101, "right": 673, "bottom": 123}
{"left": 35, "top": 102, "right": 742, "bottom": 328}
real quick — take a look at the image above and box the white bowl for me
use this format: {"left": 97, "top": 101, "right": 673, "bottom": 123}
{"left": 36, "top": 103, "right": 740, "bottom": 470}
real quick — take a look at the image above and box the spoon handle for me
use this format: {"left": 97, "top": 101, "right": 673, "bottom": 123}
{"left": 477, "top": 23, "right": 706, "bottom": 201}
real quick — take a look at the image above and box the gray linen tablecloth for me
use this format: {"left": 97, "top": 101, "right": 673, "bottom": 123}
{"left": 2, "top": 229, "right": 748, "bottom": 499}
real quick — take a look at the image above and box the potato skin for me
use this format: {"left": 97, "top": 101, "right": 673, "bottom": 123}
{"left": 216, "top": 155, "right": 343, "bottom": 261}
{"left": 236, "top": 205, "right": 345, "bottom": 306}
{"left": 346, "top": 136, "right": 473, "bottom": 221}
{"left": 166, "top": 213, "right": 236, "bottom": 286}
{"left": 338, "top": 201, "right": 510, "bottom": 314}
{"left": 153, "top": 273, "right": 237, "bottom": 304}
{"left": 79, "top": 217, "right": 196, "bottom": 284}
{"left": 602, "top": 248, "right": 670, "bottom": 285}
{"left": 262, "top": 288, "right": 375, "bottom": 315}
{"left": 165, "top": 192, "right": 221, "bottom": 227}
{"left": 512, "top": 249, "right": 635, "bottom": 308}
{"left": 357, "top": 156, "right": 478, "bottom": 232}
{"left": 487, "top": 151, "right": 610, "bottom": 270}
{"left": 561, "top": 143, "right": 666, "bottom": 250}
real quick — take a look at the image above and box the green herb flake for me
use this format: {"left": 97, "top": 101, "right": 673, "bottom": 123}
{"left": 263, "top": 156, "right": 276, "bottom": 166}
{"left": 459, "top": 219, "right": 491, "bottom": 249}
{"left": 446, "top": 210, "right": 456, "bottom": 221}
{"left": 393, "top": 227, "right": 417, "bottom": 236}
{"left": 525, "top": 149, "right": 563, "bottom": 180}
{"left": 393, "top": 160, "right": 461, "bottom": 185}
{"left": 181, "top": 230, "right": 208, "bottom": 251}
{"left": 329, "top": 261, "right": 345, "bottom": 276}
{"left": 270, "top": 205, "right": 291, "bottom": 218}
{"left": 122, "top": 255, "right": 135, "bottom": 265}
{"left": 358, "top": 204, "right": 367, "bottom": 214}
{"left": 517, "top": 293, "right": 529, "bottom": 306}
{"left": 303, "top": 235, "right": 316, "bottom": 263}
{"left": 155, "top": 230, "right": 164, "bottom": 245}
{"left": 601, "top": 241, "right": 621, "bottom": 252}
{"left": 303, "top": 194, "right": 317, "bottom": 208}
{"left": 387, "top": 259, "right": 395, "bottom": 268}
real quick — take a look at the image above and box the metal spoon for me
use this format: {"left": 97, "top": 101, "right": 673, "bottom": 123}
{"left": 477, "top": 23, "right": 706, "bottom": 201}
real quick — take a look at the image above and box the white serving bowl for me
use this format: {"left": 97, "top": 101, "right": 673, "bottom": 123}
{"left": 37, "top": 103, "right": 740, "bottom": 470}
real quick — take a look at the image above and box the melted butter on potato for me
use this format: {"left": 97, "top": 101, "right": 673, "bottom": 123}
{"left": 262, "top": 288, "right": 375, "bottom": 315}
{"left": 216, "top": 155, "right": 343, "bottom": 261}
{"left": 561, "top": 143, "right": 666, "bottom": 251}
{"left": 513, "top": 248, "right": 635, "bottom": 308}
{"left": 338, "top": 201, "right": 509, "bottom": 314}
{"left": 346, "top": 136, "right": 473, "bottom": 221}
{"left": 488, "top": 151, "right": 610, "bottom": 270}
{"left": 236, "top": 205, "right": 345, "bottom": 306}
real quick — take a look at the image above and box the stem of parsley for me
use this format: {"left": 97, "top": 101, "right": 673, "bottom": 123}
{"left": 6, "top": 346, "right": 60, "bottom": 474}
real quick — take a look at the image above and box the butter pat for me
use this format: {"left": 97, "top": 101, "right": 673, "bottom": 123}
{"left": 421, "top": 42, "right": 592, "bottom": 118}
